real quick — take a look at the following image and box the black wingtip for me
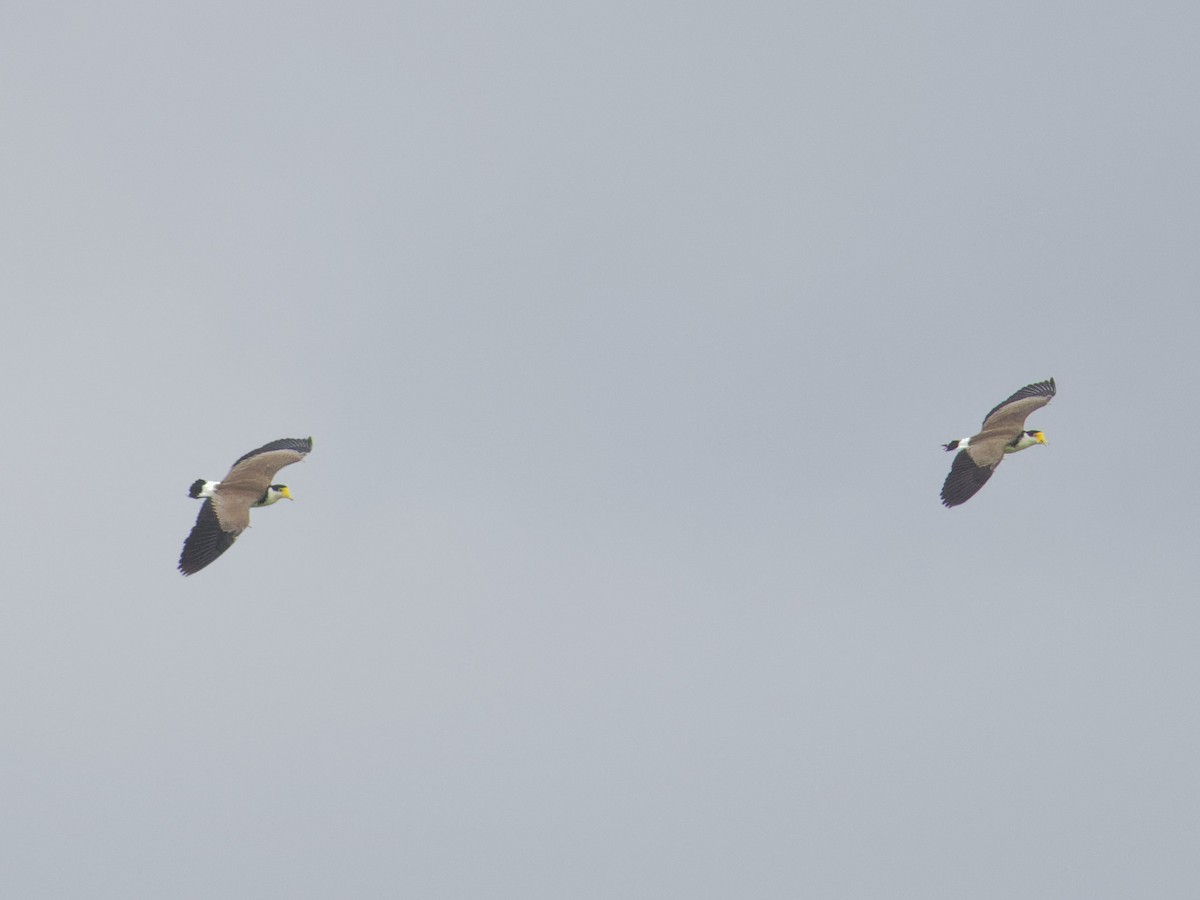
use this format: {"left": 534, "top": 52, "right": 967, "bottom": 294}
{"left": 980, "top": 378, "right": 1058, "bottom": 426}
{"left": 231, "top": 437, "right": 314, "bottom": 468}
{"left": 178, "top": 499, "right": 238, "bottom": 575}
{"left": 940, "top": 449, "right": 995, "bottom": 507}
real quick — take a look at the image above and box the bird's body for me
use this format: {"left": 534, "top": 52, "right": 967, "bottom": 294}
{"left": 940, "top": 379, "right": 1054, "bottom": 507}
{"left": 178, "top": 437, "right": 312, "bottom": 575}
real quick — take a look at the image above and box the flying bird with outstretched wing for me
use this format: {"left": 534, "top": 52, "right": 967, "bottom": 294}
{"left": 178, "top": 437, "right": 312, "bottom": 575}
{"left": 941, "top": 380, "right": 1054, "bottom": 507}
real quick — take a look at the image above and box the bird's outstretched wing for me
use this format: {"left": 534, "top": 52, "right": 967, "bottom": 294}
{"left": 980, "top": 378, "right": 1055, "bottom": 430}
{"left": 179, "top": 499, "right": 240, "bottom": 575}
{"left": 941, "top": 449, "right": 998, "bottom": 507}
{"left": 216, "top": 438, "right": 313, "bottom": 521}
{"left": 230, "top": 437, "right": 313, "bottom": 469}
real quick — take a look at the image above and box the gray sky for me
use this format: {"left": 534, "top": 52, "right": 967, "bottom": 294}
{"left": 2, "top": 1, "right": 1198, "bottom": 897}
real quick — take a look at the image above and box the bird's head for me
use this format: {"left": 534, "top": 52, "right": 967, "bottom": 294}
{"left": 264, "top": 484, "right": 293, "bottom": 504}
{"left": 1005, "top": 430, "right": 1047, "bottom": 454}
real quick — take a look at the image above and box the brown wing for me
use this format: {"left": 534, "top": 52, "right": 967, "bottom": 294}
{"left": 220, "top": 447, "right": 308, "bottom": 489}
{"left": 980, "top": 379, "right": 1055, "bottom": 431}
{"left": 211, "top": 440, "right": 311, "bottom": 533}
{"left": 209, "top": 490, "right": 256, "bottom": 535}
{"left": 963, "top": 432, "right": 1017, "bottom": 469}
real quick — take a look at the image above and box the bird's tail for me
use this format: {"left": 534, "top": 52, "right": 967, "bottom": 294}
{"left": 188, "top": 479, "right": 207, "bottom": 498}
{"left": 943, "top": 440, "right": 961, "bottom": 452}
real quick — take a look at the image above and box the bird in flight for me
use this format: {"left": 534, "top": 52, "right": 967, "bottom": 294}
{"left": 941, "top": 380, "right": 1054, "bottom": 507}
{"left": 178, "top": 437, "right": 313, "bottom": 575}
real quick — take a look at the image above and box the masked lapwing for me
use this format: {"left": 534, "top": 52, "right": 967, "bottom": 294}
{"left": 941, "top": 380, "right": 1054, "bottom": 507}
{"left": 178, "top": 437, "right": 312, "bottom": 575}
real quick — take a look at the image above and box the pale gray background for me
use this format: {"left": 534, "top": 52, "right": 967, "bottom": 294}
{"left": 2, "top": 1, "right": 1197, "bottom": 897}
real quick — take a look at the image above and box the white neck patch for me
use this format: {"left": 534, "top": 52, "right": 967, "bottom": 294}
{"left": 1006, "top": 433, "right": 1041, "bottom": 453}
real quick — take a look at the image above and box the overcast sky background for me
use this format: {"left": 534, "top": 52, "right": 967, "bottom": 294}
{"left": 2, "top": 2, "right": 1198, "bottom": 897}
